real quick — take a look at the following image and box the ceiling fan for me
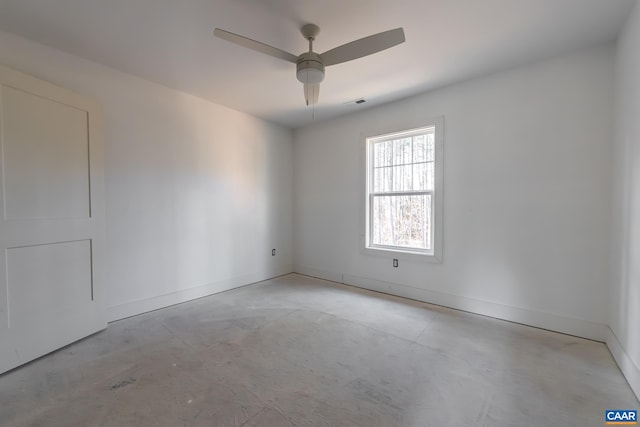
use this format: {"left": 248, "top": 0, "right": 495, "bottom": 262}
{"left": 214, "top": 24, "right": 405, "bottom": 106}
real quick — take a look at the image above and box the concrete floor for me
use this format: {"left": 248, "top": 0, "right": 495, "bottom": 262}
{"left": 0, "top": 274, "right": 637, "bottom": 426}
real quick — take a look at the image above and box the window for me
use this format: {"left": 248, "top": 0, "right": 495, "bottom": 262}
{"left": 365, "top": 119, "right": 443, "bottom": 260}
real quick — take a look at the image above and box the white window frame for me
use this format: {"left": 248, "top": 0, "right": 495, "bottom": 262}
{"left": 362, "top": 117, "right": 444, "bottom": 263}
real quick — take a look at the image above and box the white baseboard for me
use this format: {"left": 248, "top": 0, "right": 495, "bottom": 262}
{"left": 606, "top": 327, "right": 640, "bottom": 400}
{"left": 293, "top": 265, "right": 344, "bottom": 284}
{"left": 107, "top": 264, "right": 293, "bottom": 322}
{"left": 293, "top": 266, "right": 607, "bottom": 342}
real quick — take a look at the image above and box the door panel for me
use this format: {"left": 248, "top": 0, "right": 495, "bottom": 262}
{"left": 0, "top": 65, "right": 106, "bottom": 374}
{"left": 2, "top": 86, "right": 91, "bottom": 220}
{"left": 7, "top": 240, "right": 93, "bottom": 327}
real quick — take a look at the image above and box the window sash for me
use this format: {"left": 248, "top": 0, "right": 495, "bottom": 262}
{"left": 368, "top": 190, "right": 434, "bottom": 254}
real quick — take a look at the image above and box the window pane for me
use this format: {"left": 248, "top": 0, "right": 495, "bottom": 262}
{"left": 413, "top": 135, "right": 426, "bottom": 163}
{"left": 389, "top": 165, "right": 412, "bottom": 191}
{"left": 373, "top": 142, "right": 384, "bottom": 167}
{"left": 393, "top": 139, "right": 403, "bottom": 165}
{"left": 372, "top": 194, "right": 431, "bottom": 250}
{"left": 402, "top": 137, "right": 412, "bottom": 164}
{"left": 384, "top": 141, "right": 393, "bottom": 166}
{"left": 373, "top": 167, "right": 383, "bottom": 192}
{"left": 426, "top": 132, "right": 435, "bottom": 161}
{"left": 426, "top": 162, "right": 434, "bottom": 190}
{"left": 403, "top": 165, "right": 412, "bottom": 191}
{"left": 391, "top": 165, "right": 398, "bottom": 192}
{"left": 383, "top": 167, "right": 392, "bottom": 191}
{"left": 413, "top": 162, "right": 426, "bottom": 190}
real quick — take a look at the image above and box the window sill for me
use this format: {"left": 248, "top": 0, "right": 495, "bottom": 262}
{"left": 362, "top": 246, "right": 442, "bottom": 264}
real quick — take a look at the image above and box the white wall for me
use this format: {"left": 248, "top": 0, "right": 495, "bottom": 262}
{"left": 0, "top": 31, "right": 294, "bottom": 320}
{"left": 294, "top": 45, "right": 614, "bottom": 341}
{"left": 609, "top": 0, "right": 640, "bottom": 398}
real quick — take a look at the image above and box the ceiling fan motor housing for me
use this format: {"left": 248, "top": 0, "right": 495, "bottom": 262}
{"left": 297, "top": 52, "right": 325, "bottom": 84}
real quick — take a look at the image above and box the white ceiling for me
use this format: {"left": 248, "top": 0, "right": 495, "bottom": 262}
{"left": 0, "top": 0, "right": 635, "bottom": 129}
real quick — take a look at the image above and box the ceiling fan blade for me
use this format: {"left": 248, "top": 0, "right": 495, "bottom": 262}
{"left": 304, "top": 83, "right": 320, "bottom": 106}
{"left": 321, "top": 28, "right": 405, "bottom": 67}
{"left": 214, "top": 28, "right": 298, "bottom": 63}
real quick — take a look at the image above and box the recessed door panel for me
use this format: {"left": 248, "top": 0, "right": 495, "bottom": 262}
{"left": 2, "top": 86, "right": 91, "bottom": 220}
{"left": 6, "top": 240, "right": 93, "bottom": 328}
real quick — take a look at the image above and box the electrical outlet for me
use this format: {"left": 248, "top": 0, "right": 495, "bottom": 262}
{"left": 272, "top": 249, "right": 276, "bottom": 256}
{"left": 393, "top": 258, "right": 398, "bottom": 268}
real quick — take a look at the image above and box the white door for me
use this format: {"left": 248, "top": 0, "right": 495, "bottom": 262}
{"left": 0, "top": 65, "right": 106, "bottom": 374}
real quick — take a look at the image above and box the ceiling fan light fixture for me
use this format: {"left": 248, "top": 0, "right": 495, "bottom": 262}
{"left": 297, "top": 65, "right": 324, "bottom": 84}
{"left": 296, "top": 54, "right": 325, "bottom": 84}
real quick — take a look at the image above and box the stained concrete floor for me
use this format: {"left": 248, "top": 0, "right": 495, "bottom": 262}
{"left": 0, "top": 274, "right": 637, "bottom": 427}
